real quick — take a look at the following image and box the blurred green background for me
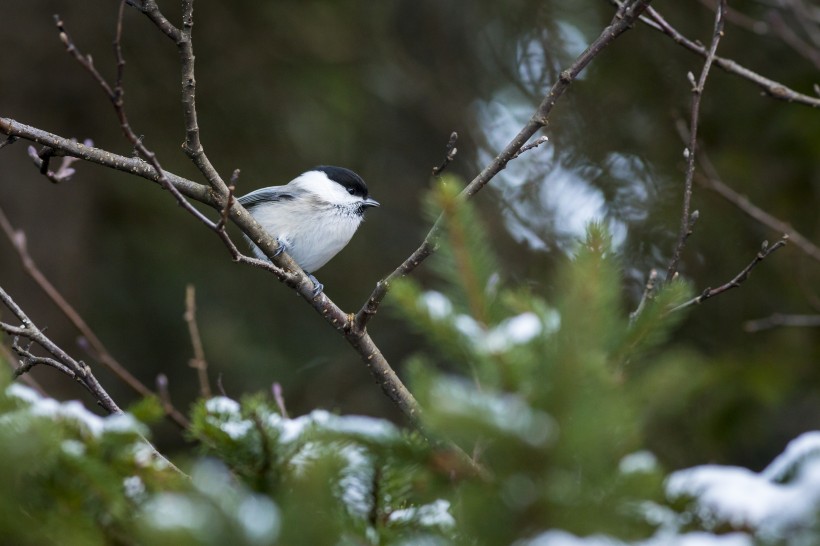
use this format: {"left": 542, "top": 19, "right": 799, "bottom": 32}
{"left": 0, "top": 0, "right": 818, "bottom": 469}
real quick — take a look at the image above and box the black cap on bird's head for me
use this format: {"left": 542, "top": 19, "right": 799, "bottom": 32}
{"left": 314, "top": 165, "right": 379, "bottom": 208}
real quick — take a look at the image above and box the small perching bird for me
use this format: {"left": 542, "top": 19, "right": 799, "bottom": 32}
{"left": 238, "top": 166, "right": 380, "bottom": 295}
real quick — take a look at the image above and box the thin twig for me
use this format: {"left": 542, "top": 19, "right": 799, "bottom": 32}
{"left": 184, "top": 284, "right": 212, "bottom": 399}
{"left": 431, "top": 132, "right": 459, "bottom": 176}
{"left": 666, "top": 0, "right": 727, "bottom": 281}
{"left": 0, "top": 342, "right": 48, "bottom": 396}
{"left": 12, "top": 341, "right": 74, "bottom": 379}
{"left": 744, "top": 313, "right": 820, "bottom": 332}
{"left": 511, "top": 136, "right": 549, "bottom": 160}
{"left": 671, "top": 236, "right": 789, "bottom": 312}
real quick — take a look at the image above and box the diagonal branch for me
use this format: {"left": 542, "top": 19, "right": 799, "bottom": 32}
{"left": 671, "top": 236, "right": 789, "bottom": 312}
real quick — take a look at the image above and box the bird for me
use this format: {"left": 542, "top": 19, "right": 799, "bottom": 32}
{"left": 238, "top": 166, "right": 379, "bottom": 295}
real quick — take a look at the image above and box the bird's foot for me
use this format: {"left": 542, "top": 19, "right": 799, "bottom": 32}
{"left": 272, "top": 236, "right": 289, "bottom": 258}
{"left": 306, "top": 272, "right": 324, "bottom": 297}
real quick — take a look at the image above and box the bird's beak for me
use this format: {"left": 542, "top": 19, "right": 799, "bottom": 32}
{"left": 362, "top": 197, "right": 380, "bottom": 208}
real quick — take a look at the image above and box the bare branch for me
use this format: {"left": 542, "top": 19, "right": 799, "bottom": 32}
{"left": 0, "top": 284, "right": 122, "bottom": 414}
{"left": 125, "top": 0, "right": 182, "bottom": 42}
{"left": 0, "top": 118, "right": 211, "bottom": 200}
{"left": 216, "top": 373, "right": 228, "bottom": 398}
{"left": 0, "top": 116, "right": 313, "bottom": 294}
{"left": 666, "top": 0, "right": 727, "bottom": 281}
{"left": 705, "top": 0, "right": 820, "bottom": 70}
{"left": 3, "top": 7, "right": 418, "bottom": 427}
{"left": 53, "top": 12, "right": 324, "bottom": 300}
{"left": 184, "top": 285, "right": 212, "bottom": 399}
{"left": 671, "top": 236, "right": 789, "bottom": 312}
{"left": 765, "top": 9, "right": 820, "bottom": 70}
{"left": 3, "top": 319, "right": 185, "bottom": 475}
{"left": 8, "top": 14, "right": 412, "bottom": 419}
{"left": 216, "top": 171, "right": 239, "bottom": 232}
{"left": 0, "top": 342, "right": 48, "bottom": 396}
{"left": 511, "top": 135, "right": 549, "bottom": 160}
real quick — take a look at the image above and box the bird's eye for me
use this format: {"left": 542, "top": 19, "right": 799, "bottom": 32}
{"left": 347, "top": 188, "right": 355, "bottom": 195}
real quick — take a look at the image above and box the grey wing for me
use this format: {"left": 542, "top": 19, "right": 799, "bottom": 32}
{"left": 237, "top": 186, "right": 296, "bottom": 209}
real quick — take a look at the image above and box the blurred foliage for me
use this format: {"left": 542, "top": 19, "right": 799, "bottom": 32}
{"left": 1, "top": 187, "right": 816, "bottom": 544}
{"left": 0, "top": 1, "right": 819, "bottom": 539}
{"left": 390, "top": 179, "right": 690, "bottom": 542}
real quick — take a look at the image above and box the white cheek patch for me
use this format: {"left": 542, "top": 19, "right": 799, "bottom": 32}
{"left": 293, "top": 171, "right": 363, "bottom": 206}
